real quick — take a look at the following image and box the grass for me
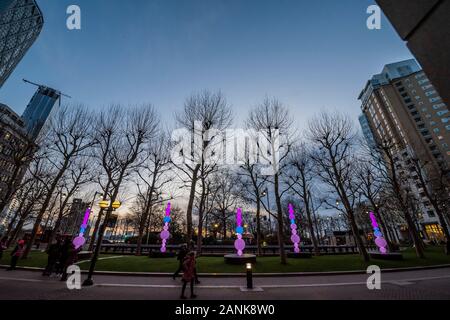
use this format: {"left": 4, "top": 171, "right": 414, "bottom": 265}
{"left": 1, "top": 246, "right": 449, "bottom": 273}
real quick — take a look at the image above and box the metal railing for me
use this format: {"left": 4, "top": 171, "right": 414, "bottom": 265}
{"left": 95, "top": 244, "right": 379, "bottom": 256}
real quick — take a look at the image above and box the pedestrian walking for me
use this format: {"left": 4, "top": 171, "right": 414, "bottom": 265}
{"left": 173, "top": 244, "right": 188, "bottom": 280}
{"left": 56, "top": 238, "right": 71, "bottom": 275}
{"left": 6, "top": 240, "right": 25, "bottom": 271}
{"left": 0, "top": 236, "right": 7, "bottom": 261}
{"left": 60, "top": 242, "right": 80, "bottom": 281}
{"left": 43, "top": 237, "right": 62, "bottom": 276}
{"left": 180, "top": 251, "right": 197, "bottom": 299}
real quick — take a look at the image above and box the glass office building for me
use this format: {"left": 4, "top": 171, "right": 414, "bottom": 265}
{"left": 22, "top": 85, "right": 60, "bottom": 139}
{"left": 0, "top": 0, "right": 44, "bottom": 88}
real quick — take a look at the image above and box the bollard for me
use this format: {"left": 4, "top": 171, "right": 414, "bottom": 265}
{"left": 246, "top": 263, "right": 253, "bottom": 289}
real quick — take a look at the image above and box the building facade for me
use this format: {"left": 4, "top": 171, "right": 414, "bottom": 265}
{"left": 0, "top": 0, "right": 44, "bottom": 88}
{"left": 0, "top": 103, "right": 33, "bottom": 221}
{"left": 60, "top": 199, "right": 89, "bottom": 236}
{"left": 358, "top": 59, "right": 449, "bottom": 241}
{"left": 21, "top": 84, "right": 61, "bottom": 139}
{"left": 376, "top": 0, "right": 450, "bottom": 107}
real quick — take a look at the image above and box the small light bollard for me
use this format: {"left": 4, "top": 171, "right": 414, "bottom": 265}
{"left": 246, "top": 263, "right": 253, "bottom": 289}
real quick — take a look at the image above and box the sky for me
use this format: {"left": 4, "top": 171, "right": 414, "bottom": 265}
{"left": 0, "top": 0, "right": 415, "bottom": 131}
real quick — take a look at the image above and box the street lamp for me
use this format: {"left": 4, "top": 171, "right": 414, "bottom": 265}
{"left": 83, "top": 198, "right": 121, "bottom": 286}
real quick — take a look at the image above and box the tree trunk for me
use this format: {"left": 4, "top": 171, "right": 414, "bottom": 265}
{"left": 256, "top": 196, "right": 262, "bottom": 256}
{"left": 305, "top": 204, "right": 320, "bottom": 256}
{"left": 196, "top": 177, "right": 207, "bottom": 254}
{"left": 186, "top": 165, "right": 200, "bottom": 244}
{"left": 88, "top": 208, "right": 104, "bottom": 252}
{"left": 347, "top": 209, "right": 370, "bottom": 262}
{"left": 374, "top": 208, "right": 395, "bottom": 252}
{"left": 23, "top": 161, "right": 69, "bottom": 259}
{"left": 274, "top": 173, "right": 287, "bottom": 265}
{"left": 8, "top": 218, "right": 25, "bottom": 247}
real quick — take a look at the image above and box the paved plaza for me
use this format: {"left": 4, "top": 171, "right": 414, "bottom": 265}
{"left": 1, "top": 267, "right": 449, "bottom": 300}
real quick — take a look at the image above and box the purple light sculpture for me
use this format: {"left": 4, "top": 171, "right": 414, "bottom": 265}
{"left": 289, "top": 204, "right": 301, "bottom": 253}
{"left": 234, "top": 208, "right": 245, "bottom": 256}
{"left": 370, "top": 211, "right": 388, "bottom": 254}
{"left": 160, "top": 202, "right": 171, "bottom": 253}
{"left": 73, "top": 207, "right": 91, "bottom": 249}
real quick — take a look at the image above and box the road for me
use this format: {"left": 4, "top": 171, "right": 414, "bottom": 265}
{"left": 0, "top": 267, "right": 450, "bottom": 300}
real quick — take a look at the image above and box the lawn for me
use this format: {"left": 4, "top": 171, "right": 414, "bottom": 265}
{"left": 1, "top": 246, "right": 449, "bottom": 273}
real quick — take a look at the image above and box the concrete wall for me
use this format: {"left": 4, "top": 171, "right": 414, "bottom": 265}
{"left": 377, "top": 0, "right": 450, "bottom": 106}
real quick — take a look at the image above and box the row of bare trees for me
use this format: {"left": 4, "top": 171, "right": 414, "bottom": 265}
{"left": 2, "top": 90, "right": 449, "bottom": 266}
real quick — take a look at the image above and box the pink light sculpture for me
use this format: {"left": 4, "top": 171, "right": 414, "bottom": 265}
{"left": 73, "top": 207, "right": 91, "bottom": 249}
{"left": 234, "top": 208, "right": 245, "bottom": 256}
{"left": 289, "top": 204, "right": 301, "bottom": 253}
{"left": 369, "top": 211, "right": 388, "bottom": 254}
{"left": 160, "top": 202, "right": 171, "bottom": 253}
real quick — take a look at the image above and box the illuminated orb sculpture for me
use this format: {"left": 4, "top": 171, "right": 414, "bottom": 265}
{"left": 234, "top": 208, "right": 245, "bottom": 256}
{"left": 289, "top": 204, "right": 301, "bottom": 253}
{"left": 369, "top": 211, "right": 388, "bottom": 254}
{"left": 160, "top": 202, "right": 171, "bottom": 253}
{"left": 73, "top": 207, "right": 91, "bottom": 249}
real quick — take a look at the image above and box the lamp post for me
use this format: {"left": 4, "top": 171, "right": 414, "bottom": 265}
{"left": 246, "top": 263, "right": 253, "bottom": 289}
{"left": 83, "top": 199, "right": 121, "bottom": 286}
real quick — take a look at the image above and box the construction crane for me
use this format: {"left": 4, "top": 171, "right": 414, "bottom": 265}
{"left": 23, "top": 79, "right": 72, "bottom": 99}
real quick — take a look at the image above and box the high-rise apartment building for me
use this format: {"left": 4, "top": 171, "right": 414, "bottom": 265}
{"left": 0, "top": 0, "right": 44, "bottom": 88}
{"left": 358, "top": 59, "right": 449, "bottom": 241}
{"left": 0, "top": 103, "right": 33, "bottom": 222}
{"left": 21, "top": 84, "right": 61, "bottom": 139}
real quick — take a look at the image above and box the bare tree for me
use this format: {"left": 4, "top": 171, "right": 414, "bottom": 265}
{"left": 374, "top": 139, "right": 426, "bottom": 258}
{"left": 286, "top": 143, "right": 320, "bottom": 256}
{"left": 238, "top": 158, "right": 267, "bottom": 256}
{"left": 247, "top": 97, "right": 295, "bottom": 264}
{"left": 174, "top": 90, "right": 232, "bottom": 243}
{"left": 22, "top": 105, "right": 95, "bottom": 258}
{"left": 134, "top": 131, "right": 172, "bottom": 255}
{"left": 209, "top": 170, "right": 240, "bottom": 242}
{"left": 85, "top": 104, "right": 159, "bottom": 282}
{"left": 307, "top": 111, "right": 370, "bottom": 262}
{"left": 354, "top": 159, "right": 395, "bottom": 252}
{"left": 410, "top": 156, "right": 450, "bottom": 254}
{"left": 46, "top": 159, "right": 92, "bottom": 247}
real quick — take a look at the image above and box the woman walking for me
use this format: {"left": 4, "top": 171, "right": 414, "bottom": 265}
{"left": 180, "top": 251, "right": 197, "bottom": 299}
{"left": 7, "top": 240, "right": 25, "bottom": 271}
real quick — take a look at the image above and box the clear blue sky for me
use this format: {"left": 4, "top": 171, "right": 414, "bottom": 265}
{"left": 0, "top": 0, "right": 414, "bottom": 129}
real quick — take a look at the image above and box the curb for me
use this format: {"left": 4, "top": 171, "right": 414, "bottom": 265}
{"left": 1, "top": 264, "right": 450, "bottom": 278}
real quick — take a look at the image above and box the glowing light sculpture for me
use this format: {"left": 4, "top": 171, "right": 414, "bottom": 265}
{"left": 73, "top": 207, "right": 91, "bottom": 249}
{"left": 234, "top": 208, "right": 245, "bottom": 256}
{"left": 160, "top": 202, "right": 171, "bottom": 253}
{"left": 289, "top": 204, "right": 301, "bottom": 253}
{"left": 369, "top": 211, "right": 388, "bottom": 254}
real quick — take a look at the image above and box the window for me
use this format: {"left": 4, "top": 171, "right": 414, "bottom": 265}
{"left": 430, "top": 97, "right": 441, "bottom": 103}
{"left": 427, "top": 211, "right": 436, "bottom": 218}
{"left": 437, "top": 110, "right": 449, "bottom": 116}
{"left": 404, "top": 98, "right": 412, "bottom": 104}
{"left": 401, "top": 92, "right": 408, "bottom": 98}
{"left": 446, "top": 126, "right": 450, "bottom": 131}
{"left": 442, "top": 118, "right": 450, "bottom": 123}
{"left": 433, "top": 104, "right": 445, "bottom": 110}
{"left": 425, "top": 90, "right": 437, "bottom": 96}
{"left": 407, "top": 104, "right": 416, "bottom": 110}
